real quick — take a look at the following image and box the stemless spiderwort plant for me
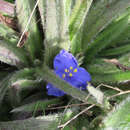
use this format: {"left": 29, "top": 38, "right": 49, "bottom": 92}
{"left": 46, "top": 50, "right": 91, "bottom": 97}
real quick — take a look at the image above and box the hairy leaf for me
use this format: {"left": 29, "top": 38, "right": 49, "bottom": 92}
{"left": 0, "top": 23, "right": 30, "bottom": 67}
{"left": 7, "top": 68, "right": 35, "bottom": 107}
{"left": 84, "top": 12, "right": 130, "bottom": 64}
{"left": 0, "top": 24, "right": 19, "bottom": 44}
{"left": 87, "top": 58, "right": 130, "bottom": 85}
{"left": 101, "top": 96, "right": 130, "bottom": 129}
{"left": 0, "top": 40, "right": 29, "bottom": 67}
{"left": 39, "top": 0, "right": 70, "bottom": 50}
{"left": 9, "top": 79, "right": 43, "bottom": 107}
{"left": 0, "top": 0, "right": 14, "bottom": 16}
{"left": 0, "top": 73, "right": 12, "bottom": 106}
{"left": 82, "top": 0, "right": 130, "bottom": 50}
{"left": 11, "top": 98, "right": 61, "bottom": 113}
{"left": 69, "top": 0, "right": 93, "bottom": 40}
{"left": 92, "top": 71, "right": 130, "bottom": 85}
{"left": 99, "top": 44, "right": 130, "bottom": 57}
{"left": 69, "top": 0, "right": 93, "bottom": 54}
{"left": 0, "top": 117, "right": 57, "bottom": 130}
{"left": 16, "top": 0, "right": 43, "bottom": 61}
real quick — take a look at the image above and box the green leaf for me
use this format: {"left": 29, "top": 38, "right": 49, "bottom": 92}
{"left": 16, "top": 0, "right": 44, "bottom": 61}
{"left": 103, "top": 89, "right": 129, "bottom": 104}
{"left": 87, "top": 83, "right": 104, "bottom": 104}
{"left": 99, "top": 44, "right": 130, "bottom": 57}
{"left": 7, "top": 68, "right": 35, "bottom": 107}
{"left": 92, "top": 71, "right": 130, "bottom": 85}
{"left": 11, "top": 79, "right": 42, "bottom": 92}
{"left": 11, "top": 98, "right": 61, "bottom": 113}
{"left": 10, "top": 68, "right": 35, "bottom": 82}
{"left": 0, "top": 111, "right": 80, "bottom": 130}
{"left": 69, "top": 0, "right": 93, "bottom": 54}
{"left": 0, "top": 24, "right": 19, "bottom": 44}
{"left": 0, "top": 0, "right": 14, "bottom": 16}
{"left": 70, "top": 0, "right": 130, "bottom": 55}
{"left": 38, "top": 0, "right": 70, "bottom": 50}
{"left": 43, "top": 44, "right": 61, "bottom": 67}
{"left": 22, "top": 92, "right": 45, "bottom": 104}
{"left": 101, "top": 96, "right": 130, "bottom": 129}
{"left": 0, "top": 73, "right": 13, "bottom": 105}
{"left": 3, "top": 0, "right": 14, "bottom": 4}
{"left": 0, "top": 117, "right": 57, "bottom": 130}
{"left": 84, "top": 12, "right": 130, "bottom": 64}
{"left": 87, "top": 58, "right": 120, "bottom": 74}
{"left": 119, "top": 52, "right": 130, "bottom": 67}
{"left": 0, "top": 23, "right": 30, "bottom": 67}
{"left": 73, "top": 115, "right": 90, "bottom": 130}
{"left": 69, "top": 0, "right": 93, "bottom": 40}
{"left": 65, "top": 0, "right": 76, "bottom": 19}
{"left": 9, "top": 79, "right": 43, "bottom": 107}
{"left": 0, "top": 71, "right": 10, "bottom": 81}
{"left": 87, "top": 56, "right": 130, "bottom": 85}
{"left": 0, "top": 39, "right": 29, "bottom": 67}
{"left": 82, "top": 0, "right": 130, "bottom": 50}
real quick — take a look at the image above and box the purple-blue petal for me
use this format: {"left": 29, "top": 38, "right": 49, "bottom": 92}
{"left": 54, "top": 70, "right": 63, "bottom": 78}
{"left": 46, "top": 49, "right": 92, "bottom": 97}
{"left": 46, "top": 83, "right": 65, "bottom": 97}
{"left": 54, "top": 50, "right": 78, "bottom": 71}
{"left": 65, "top": 67, "right": 91, "bottom": 90}
{"left": 74, "top": 67, "right": 91, "bottom": 82}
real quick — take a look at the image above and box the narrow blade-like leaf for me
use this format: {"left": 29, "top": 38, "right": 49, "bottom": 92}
{"left": 69, "top": 0, "right": 93, "bottom": 54}
{"left": 0, "top": 39, "right": 29, "bottom": 67}
{"left": 84, "top": 12, "right": 130, "bottom": 64}
{"left": 82, "top": 0, "right": 130, "bottom": 50}
{"left": 38, "top": 0, "right": 70, "bottom": 50}
{"left": 101, "top": 96, "right": 130, "bottom": 129}
{"left": 0, "top": 117, "right": 57, "bottom": 130}
{"left": 16, "top": 0, "right": 44, "bottom": 61}
{"left": 11, "top": 98, "right": 61, "bottom": 113}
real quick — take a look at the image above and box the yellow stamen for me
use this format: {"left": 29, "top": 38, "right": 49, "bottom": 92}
{"left": 70, "top": 66, "right": 73, "bottom": 70}
{"left": 69, "top": 73, "right": 73, "bottom": 77}
{"left": 73, "top": 68, "right": 77, "bottom": 72}
{"left": 62, "top": 74, "right": 66, "bottom": 78}
{"left": 64, "top": 69, "right": 68, "bottom": 72}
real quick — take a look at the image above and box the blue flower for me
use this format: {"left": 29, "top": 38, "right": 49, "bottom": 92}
{"left": 46, "top": 49, "right": 91, "bottom": 97}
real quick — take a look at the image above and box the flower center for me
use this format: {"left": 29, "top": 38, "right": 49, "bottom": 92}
{"left": 62, "top": 66, "right": 78, "bottom": 78}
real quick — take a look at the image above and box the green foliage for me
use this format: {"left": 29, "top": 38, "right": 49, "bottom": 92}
{"left": 11, "top": 98, "right": 61, "bottom": 114}
{"left": 101, "top": 96, "right": 130, "bottom": 130}
{"left": 0, "top": 117, "right": 57, "bottom": 130}
{"left": 16, "top": 0, "right": 44, "bottom": 61}
{"left": 4, "top": 0, "right": 14, "bottom": 3}
{"left": 84, "top": 11, "right": 130, "bottom": 64}
{"left": 0, "top": 0, "right": 130, "bottom": 129}
{"left": 0, "top": 74, "right": 12, "bottom": 106}
{"left": 0, "top": 39, "right": 29, "bottom": 67}
{"left": 70, "top": 0, "right": 93, "bottom": 54}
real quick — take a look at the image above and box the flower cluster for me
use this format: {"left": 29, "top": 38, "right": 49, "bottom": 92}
{"left": 46, "top": 50, "right": 91, "bottom": 97}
